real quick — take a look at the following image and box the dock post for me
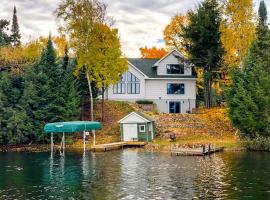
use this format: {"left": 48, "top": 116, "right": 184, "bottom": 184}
{"left": 83, "top": 131, "right": 86, "bottom": 153}
{"left": 51, "top": 132, "right": 54, "bottom": 157}
{"left": 62, "top": 132, "right": 65, "bottom": 151}
{"left": 202, "top": 145, "right": 205, "bottom": 155}
{"left": 93, "top": 130, "right": 96, "bottom": 146}
{"left": 208, "top": 144, "right": 211, "bottom": 155}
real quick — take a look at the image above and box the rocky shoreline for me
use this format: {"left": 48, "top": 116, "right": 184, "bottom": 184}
{"left": 0, "top": 144, "right": 51, "bottom": 152}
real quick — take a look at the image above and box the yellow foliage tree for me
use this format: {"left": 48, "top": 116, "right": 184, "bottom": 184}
{"left": 164, "top": 14, "right": 204, "bottom": 95}
{"left": 0, "top": 40, "right": 43, "bottom": 74}
{"left": 163, "top": 14, "right": 189, "bottom": 55}
{"left": 39, "top": 35, "right": 68, "bottom": 57}
{"left": 220, "top": 0, "right": 255, "bottom": 69}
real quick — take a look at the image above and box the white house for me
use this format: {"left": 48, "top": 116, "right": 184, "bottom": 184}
{"left": 107, "top": 49, "right": 197, "bottom": 114}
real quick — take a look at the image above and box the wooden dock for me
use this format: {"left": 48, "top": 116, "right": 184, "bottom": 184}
{"left": 91, "top": 141, "right": 147, "bottom": 152}
{"left": 171, "top": 146, "right": 224, "bottom": 156}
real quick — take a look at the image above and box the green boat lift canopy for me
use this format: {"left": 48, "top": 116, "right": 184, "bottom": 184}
{"left": 44, "top": 121, "right": 102, "bottom": 154}
{"left": 44, "top": 121, "right": 101, "bottom": 133}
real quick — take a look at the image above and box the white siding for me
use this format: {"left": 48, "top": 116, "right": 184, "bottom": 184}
{"left": 107, "top": 49, "right": 197, "bottom": 113}
{"left": 156, "top": 50, "right": 192, "bottom": 76}
{"left": 107, "top": 62, "right": 146, "bottom": 100}
{"left": 145, "top": 79, "right": 196, "bottom": 100}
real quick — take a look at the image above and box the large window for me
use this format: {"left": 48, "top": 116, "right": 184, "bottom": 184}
{"left": 167, "top": 83, "right": 185, "bottom": 94}
{"left": 113, "top": 74, "right": 126, "bottom": 94}
{"left": 127, "top": 72, "right": 140, "bottom": 94}
{"left": 113, "top": 72, "right": 140, "bottom": 94}
{"left": 166, "top": 64, "right": 184, "bottom": 74}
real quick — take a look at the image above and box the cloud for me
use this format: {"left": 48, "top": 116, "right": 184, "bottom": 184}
{"left": 0, "top": 0, "right": 269, "bottom": 57}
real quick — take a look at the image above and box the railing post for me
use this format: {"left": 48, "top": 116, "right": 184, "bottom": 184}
{"left": 202, "top": 145, "right": 205, "bottom": 155}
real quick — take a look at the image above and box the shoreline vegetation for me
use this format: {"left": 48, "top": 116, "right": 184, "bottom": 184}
{"left": 0, "top": 101, "right": 268, "bottom": 153}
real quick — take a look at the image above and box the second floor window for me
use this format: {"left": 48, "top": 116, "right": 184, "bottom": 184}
{"left": 166, "top": 64, "right": 185, "bottom": 74}
{"left": 167, "top": 83, "right": 185, "bottom": 94}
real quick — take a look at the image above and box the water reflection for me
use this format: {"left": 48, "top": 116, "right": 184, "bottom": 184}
{"left": 1, "top": 150, "right": 270, "bottom": 200}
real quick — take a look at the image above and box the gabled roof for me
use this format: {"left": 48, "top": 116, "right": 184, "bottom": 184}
{"left": 118, "top": 111, "right": 154, "bottom": 123}
{"left": 128, "top": 58, "right": 159, "bottom": 78}
{"left": 128, "top": 58, "right": 195, "bottom": 79}
{"left": 127, "top": 49, "right": 195, "bottom": 79}
{"left": 153, "top": 48, "right": 187, "bottom": 67}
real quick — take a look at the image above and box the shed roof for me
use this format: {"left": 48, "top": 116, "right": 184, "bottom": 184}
{"left": 118, "top": 112, "right": 154, "bottom": 123}
{"left": 44, "top": 121, "right": 102, "bottom": 133}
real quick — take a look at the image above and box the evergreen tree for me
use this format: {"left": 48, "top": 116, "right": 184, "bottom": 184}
{"left": 183, "top": 0, "right": 223, "bottom": 108}
{"left": 259, "top": 1, "right": 267, "bottom": 27}
{"left": 226, "top": 4, "right": 270, "bottom": 138}
{"left": 10, "top": 6, "right": 21, "bottom": 46}
{"left": 0, "top": 72, "right": 32, "bottom": 145}
{"left": 22, "top": 36, "right": 64, "bottom": 141}
{"left": 59, "top": 47, "right": 81, "bottom": 121}
{"left": 0, "top": 19, "right": 10, "bottom": 46}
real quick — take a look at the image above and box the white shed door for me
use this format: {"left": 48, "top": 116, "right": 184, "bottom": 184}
{"left": 123, "top": 124, "right": 138, "bottom": 141}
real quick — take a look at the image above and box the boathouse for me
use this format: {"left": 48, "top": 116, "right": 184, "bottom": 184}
{"left": 118, "top": 112, "right": 155, "bottom": 142}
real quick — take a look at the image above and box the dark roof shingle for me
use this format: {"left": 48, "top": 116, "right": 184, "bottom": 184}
{"left": 127, "top": 58, "right": 196, "bottom": 78}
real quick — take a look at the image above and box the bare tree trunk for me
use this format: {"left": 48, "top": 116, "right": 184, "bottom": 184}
{"left": 86, "top": 72, "right": 96, "bottom": 146}
{"left": 203, "top": 68, "right": 213, "bottom": 108}
{"left": 86, "top": 72, "right": 94, "bottom": 121}
{"left": 203, "top": 69, "right": 209, "bottom": 108}
{"left": 101, "top": 87, "right": 105, "bottom": 122}
{"left": 208, "top": 78, "right": 212, "bottom": 108}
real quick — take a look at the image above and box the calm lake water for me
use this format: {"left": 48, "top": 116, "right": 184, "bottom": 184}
{"left": 1, "top": 149, "right": 270, "bottom": 200}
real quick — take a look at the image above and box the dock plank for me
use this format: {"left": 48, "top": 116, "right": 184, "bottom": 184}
{"left": 91, "top": 141, "right": 147, "bottom": 152}
{"left": 171, "top": 147, "right": 224, "bottom": 156}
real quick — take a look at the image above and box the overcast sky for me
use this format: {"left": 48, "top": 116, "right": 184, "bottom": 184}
{"left": 0, "top": 0, "right": 268, "bottom": 57}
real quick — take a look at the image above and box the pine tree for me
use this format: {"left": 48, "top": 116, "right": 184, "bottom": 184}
{"left": 10, "top": 6, "right": 21, "bottom": 46}
{"left": 226, "top": 3, "right": 270, "bottom": 138}
{"left": 259, "top": 1, "right": 267, "bottom": 27}
{"left": 183, "top": 0, "right": 223, "bottom": 108}
{"left": 22, "top": 36, "right": 64, "bottom": 141}
{"left": 59, "top": 47, "right": 81, "bottom": 121}
{"left": 0, "top": 72, "right": 32, "bottom": 145}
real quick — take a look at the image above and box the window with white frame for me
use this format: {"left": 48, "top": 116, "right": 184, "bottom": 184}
{"left": 139, "top": 125, "right": 146, "bottom": 132}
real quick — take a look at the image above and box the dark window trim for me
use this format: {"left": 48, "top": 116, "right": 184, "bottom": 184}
{"left": 114, "top": 71, "right": 140, "bottom": 94}
{"left": 167, "top": 83, "right": 185, "bottom": 95}
{"left": 166, "top": 64, "right": 185, "bottom": 75}
{"left": 127, "top": 83, "right": 140, "bottom": 94}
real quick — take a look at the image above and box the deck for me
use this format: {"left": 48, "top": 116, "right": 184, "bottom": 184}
{"left": 91, "top": 141, "right": 147, "bottom": 152}
{"left": 171, "top": 146, "right": 224, "bottom": 156}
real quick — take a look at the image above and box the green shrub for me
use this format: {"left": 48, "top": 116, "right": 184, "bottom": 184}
{"left": 242, "top": 136, "right": 270, "bottom": 151}
{"left": 136, "top": 100, "right": 153, "bottom": 105}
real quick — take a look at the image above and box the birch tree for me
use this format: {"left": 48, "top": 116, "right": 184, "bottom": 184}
{"left": 55, "top": 0, "right": 127, "bottom": 123}
{"left": 220, "top": 0, "right": 255, "bottom": 69}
